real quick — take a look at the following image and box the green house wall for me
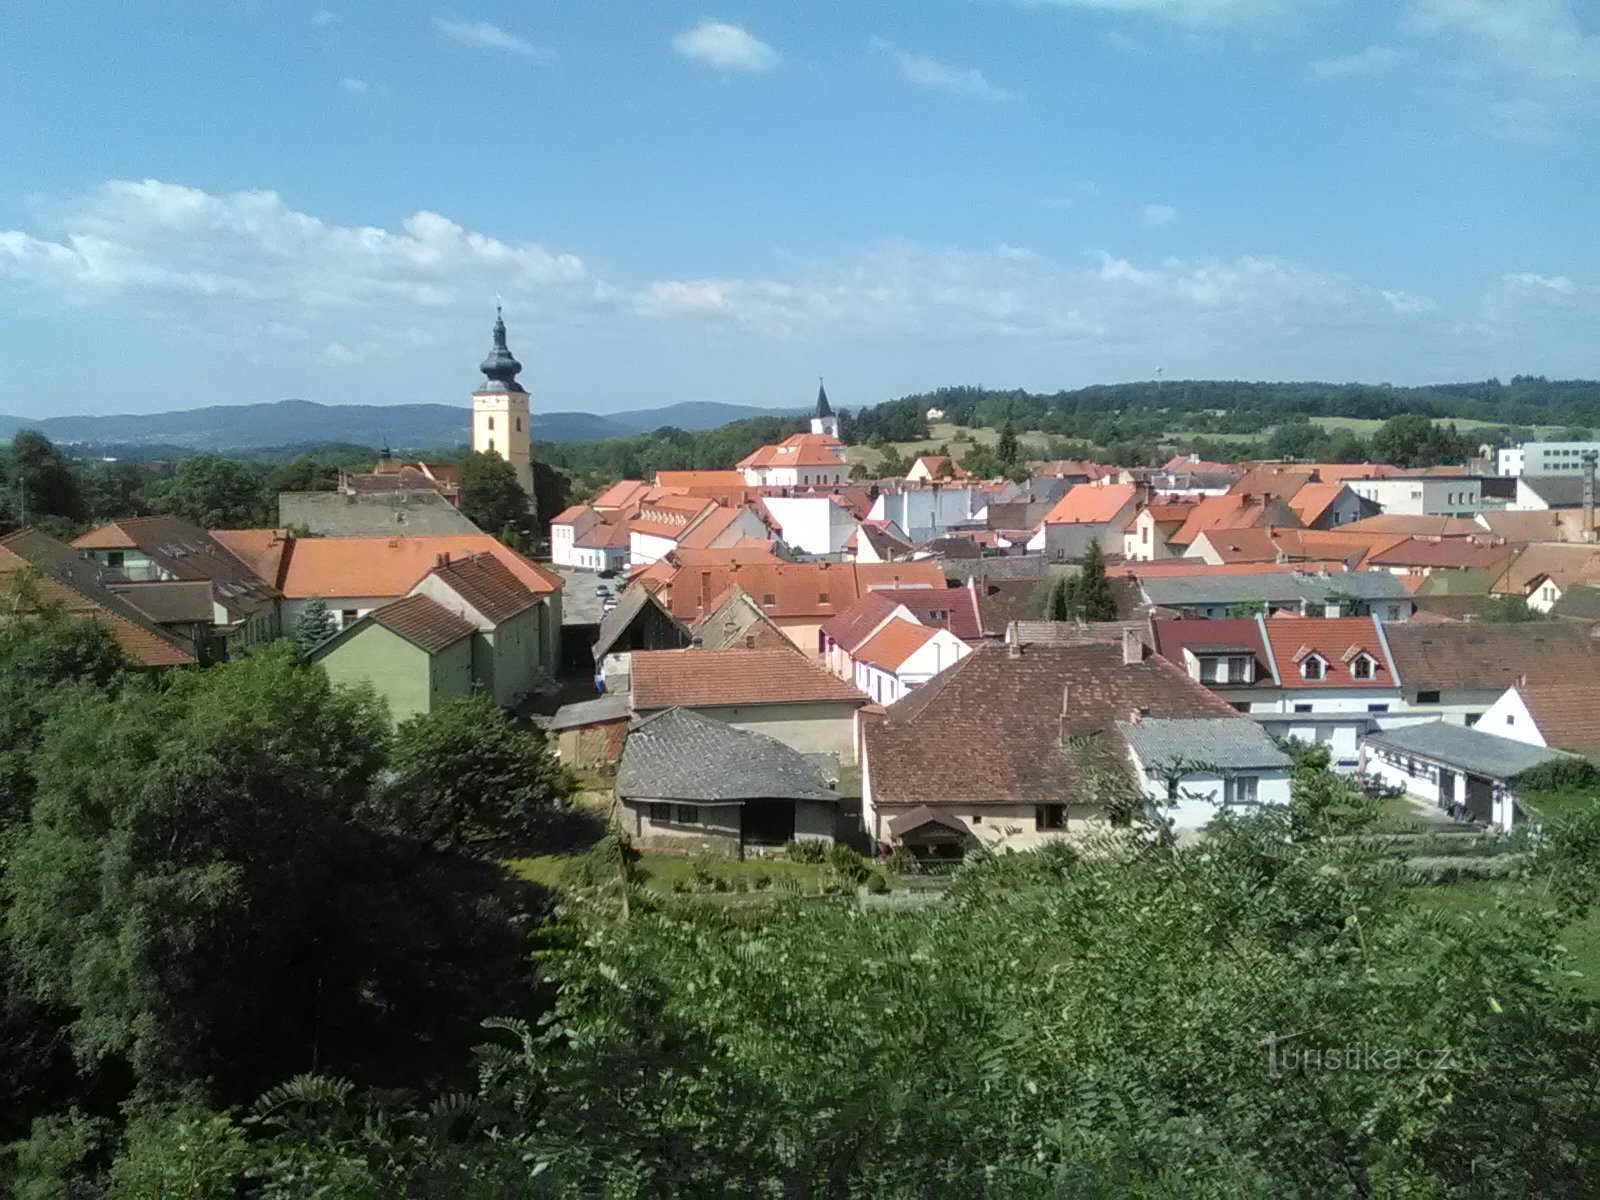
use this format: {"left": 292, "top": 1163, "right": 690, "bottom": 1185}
{"left": 318, "top": 623, "right": 472, "bottom": 724}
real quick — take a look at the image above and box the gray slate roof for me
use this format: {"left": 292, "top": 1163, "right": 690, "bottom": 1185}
{"left": 1363, "top": 720, "right": 1569, "bottom": 781}
{"left": 1519, "top": 475, "right": 1589, "bottom": 508}
{"left": 1141, "top": 570, "right": 1411, "bottom": 608}
{"left": 1550, "top": 583, "right": 1600, "bottom": 622}
{"left": 1117, "top": 718, "right": 1291, "bottom": 772}
{"left": 277, "top": 490, "right": 482, "bottom": 537}
{"left": 548, "top": 693, "right": 632, "bottom": 732}
{"left": 617, "top": 707, "right": 841, "bottom": 803}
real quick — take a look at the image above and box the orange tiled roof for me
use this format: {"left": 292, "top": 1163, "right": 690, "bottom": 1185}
{"left": 213, "top": 533, "right": 561, "bottom": 600}
{"left": 1288, "top": 481, "right": 1350, "bottom": 525}
{"left": 1042, "top": 483, "right": 1137, "bottom": 526}
{"left": 1259, "top": 616, "right": 1394, "bottom": 690}
{"left": 1338, "top": 515, "right": 1484, "bottom": 538}
{"left": 551, "top": 504, "right": 600, "bottom": 528}
{"left": 819, "top": 592, "right": 902, "bottom": 652}
{"left": 592, "top": 480, "right": 654, "bottom": 510}
{"left": 737, "top": 434, "right": 848, "bottom": 469}
{"left": 631, "top": 647, "right": 866, "bottom": 710}
{"left": 676, "top": 505, "right": 751, "bottom": 550}
{"left": 854, "top": 617, "right": 939, "bottom": 672}
{"left": 1517, "top": 681, "right": 1600, "bottom": 758}
{"left": 630, "top": 497, "right": 718, "bottom": 538}
{"left": 1228, "top": 467, "right": 1316, "bottom": 502}
{"left": 573, "top": 520, "right": 631, "bottom": 550}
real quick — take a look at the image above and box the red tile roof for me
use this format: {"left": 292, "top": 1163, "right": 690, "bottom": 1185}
{"left": 854, "top": 618, "right": 939, "bottom": 671}
{"left": 574, "top": 520, "right": 631, "bottom": 550}
{"left": 1171, "top": 493, "right": 1300, "bottom": 546}
{"left": 818, "top": 592, "right": 902, "bottom": 652}
{"left": 630, "top": 647, "right": 867, "bottom": 709}
{"left": 737, "top": 434, "right": 848, "bottom": 469}
{"left": 655, "top": 560, "right": 946, "bottom": 622}
{"left": 1229, "top": 467, "right": 1316, "bottom": 502}
{"left": 872, "top": 584, "right": 982, "bottom": 641}
{"left": 1042, "top": 483, "right": 1137, "bottom": 526}
{"left": 910, "top": 455, "right": 969, "bottom": 480}
{"left": 630, "top": 496, "right": 718, "bottom": 538}
{"left": 1338, "top": 515, "right": 1484, "bottom": 538}
{"left": 591, "top": 480, "right": 654, "bottom": 510}
{"left": 1287, "top": 481, "right": 1350, "bottom": 525}
{"left": 368, "top": 593, "right": 476, "bottom": 653}
{"left": 551, "top": 504, "right": 601, "bottom": 528}
{"left": 1384, "top": 622, "right": 1600, "bottom": 692}
{"left": 1259, "top": 615, "right": 1394, "bottom": 690}
{"left": 1366, "top": 537, "right": 1519, "bottom": 571}
{"left": 1150, "top": 617, "right": 1271, "bottom": 678}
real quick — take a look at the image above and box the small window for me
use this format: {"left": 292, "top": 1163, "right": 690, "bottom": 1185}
{"left": 487, "top": 416, "right": 494, "bottom": 430}
{"left": 1368, "top": 703, "right": 1389, "bottom": 713}
{"left": 675, "top": 804, "right": 700, "bottom": 825}
{"left": 1506, "top": 714, "right": 1514, "bottom": 726}
{"left": 970, "top": 813, "right": 982, "bottom": 824}
{"left": 818, "top": 593, "right": 829, "bottom": 604}
{"left": 1301, "top": 656, "right": 1324, "bottom": 681}
{"left": 1350, "top": 655, "right": 1373, "bottom": 680}
{"left": 488, "top": 437, "right": 495, "bottom": 453}
{"left": 1416, "top": 690, "right": 1441, "bottom": 704}
{"left": 1035, "top": 804, "right": 1066, "bottom": 831}
{"left": 644, "top": 802, "right": 671, "bottom": 823}
{"left": 515, "top": 417, "right": 521, "bottom": 432}
{"left": 1294, "top": 703, "right": 1313, "bottom": 713}
{"left": 1227, "top": 776, "right": 1258, "bottom": 805}
{"left": 762, "top": 593, "right": 776, "bottom": 606}
{"left": 340, "top": 609, "right": 358, "bottom": 626}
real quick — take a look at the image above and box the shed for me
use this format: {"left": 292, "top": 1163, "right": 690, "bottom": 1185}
{"left": 1360, "top": 721, "right": 1571, "bottom": 831}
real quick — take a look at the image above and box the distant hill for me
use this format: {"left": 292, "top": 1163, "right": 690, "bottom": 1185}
{"left": 0, "top": 398, "right": 800, "bottom": 452}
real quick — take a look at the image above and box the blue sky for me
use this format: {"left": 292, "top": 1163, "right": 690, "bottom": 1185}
{"left": 1, "top": 0, "right": 1597, "bottom": 420}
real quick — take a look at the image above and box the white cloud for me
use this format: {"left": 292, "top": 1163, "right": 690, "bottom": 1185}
{"left": 1309, "top": 45, "right": 1411, "bottom": 79}
{"left": 1, "top": 178, "right": 1569, "bottom": 391}
{"left": 311, "top": 10, "right": 339, "bottom": 28}
{"left": 1402, "top": 0, "right": 1600, "bottom": 138}
{"left": 672, "top": 20, "right": 780, "bottom": 73}
{"left": 874, "top": 40, "right": 1018, "bottom": 102}
{"left": 1140, "top": 203, "right": 1180, "bottom": 227}
{"left": 432, "top": 17, "right": 546, "bottom": 60}
{"left": 1009, "top": 0, "right": 1302, "bottom": 29}
{"left": 339, "top": 77, "right": 370, "bottom": 94}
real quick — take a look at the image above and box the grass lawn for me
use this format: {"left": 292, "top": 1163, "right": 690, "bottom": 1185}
{"left": 1520, "top": 788, "right": 1600, "bottom": 824}
{"left": 843, "top": 421, "right": 1052, "bottom": 473}
{"left": 1410, "top": 879, "right": 1600, "bottom": 999}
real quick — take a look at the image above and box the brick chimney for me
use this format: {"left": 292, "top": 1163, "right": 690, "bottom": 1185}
{"left": 1583, "top": 451, "right": 1597, "bottom": 544}
{"left": 435, "top": 551, "right": 450, "bottom": 568}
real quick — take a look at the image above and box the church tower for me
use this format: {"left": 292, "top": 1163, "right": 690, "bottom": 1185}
{"left": 810, "top": 377, "right": 839, "bottom": 439}
{"left": 471, "top": 306, "right": 534, "bottom": 502}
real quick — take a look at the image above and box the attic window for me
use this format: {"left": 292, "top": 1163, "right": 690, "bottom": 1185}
{"left": 1350, "top": 653, "right": 1375, "bottom": 680}
{"left": 762, "top": 593, "right": 776, "bottom": 606}
{"left": 1300, "top": 655, "right": 1326, "bottom": 681}
{"left": 818, "top": 593, "right": 829, "bottom": 604}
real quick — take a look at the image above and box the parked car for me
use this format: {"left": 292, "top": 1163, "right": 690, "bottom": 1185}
{"left": 594, "top": 584, "right": 611, "bottom": 598}
{"left": 597, "top": 568, "right": 618, "bottom": 579}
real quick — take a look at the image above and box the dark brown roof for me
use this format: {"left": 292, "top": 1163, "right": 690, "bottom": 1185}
{"left": 428, "top": 552, "right": 536, "bottom": 624}
{"left": 866, "top": 641, "right": 1237, "bottom": 805}
{"left": 1385, "top": 622, "right": 1600, "bottom": 693}
{"left": 367, "top": 594, "right": 476, "bottom": 653}
{"left": 631, "top": 647, "right": 867, "bottom": 710}
{"left": 818, "top": 592, "right": 901, "bottom": 652}
{"left": 0, "top": 531, "right": 195, "bottom": 667}
{"left": 72, "top": 515, "right": 278, "bottom": 617}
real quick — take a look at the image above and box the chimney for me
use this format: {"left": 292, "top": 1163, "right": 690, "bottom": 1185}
{"left": 1127, "top": 708, "right": 1143, "bottom": 724}
{"left": 1122, "top": 626, "right": 1142, "bottom": 666}
{"left": 435, "top": 552, "right": 450, "bottom": 568}
{"left": 698, "top": 570, "right": 713, "bottom": 614}
{"left": 1584, "top": 452, "right": 1597, "bottom": 543}
{"left": 1008, "top": 637, "right": 1023, "bottom": 658}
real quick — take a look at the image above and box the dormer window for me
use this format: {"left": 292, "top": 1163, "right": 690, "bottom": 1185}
{"left": 1350, "top": 653, "right": 1375, "bottom": 680}
{"left": 1300, "top": 655, "right": 1326, "bottom": 681}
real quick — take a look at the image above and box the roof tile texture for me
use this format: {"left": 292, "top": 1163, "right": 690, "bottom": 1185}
{"left": 370, "top": 593, "right": 476, "bottom": 652}
{"left": 631, "top": 647, "right": 867, "bottom": 710}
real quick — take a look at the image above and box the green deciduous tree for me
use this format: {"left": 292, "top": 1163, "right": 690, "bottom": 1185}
{"left": 457, "top": 450, "right": 531, "bottom": 535}
{"left": 370, "top": 694, "right": 571, "bottom": 852}
{"left": 147, "top": 454, "right": 269, "bottom": 528}
{"left": 2, "top": 432, "right": 88, "bottom": 530}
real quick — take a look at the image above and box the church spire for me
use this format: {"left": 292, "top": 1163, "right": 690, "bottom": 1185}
{"left": 814, "top": 376, "right": 833, "bottom": 419}
{"left": 477, "top": 304, "right": 526, "bottom": 394}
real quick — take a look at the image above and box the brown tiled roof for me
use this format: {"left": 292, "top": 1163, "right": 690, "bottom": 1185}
{"left": 865, "top": 642, "right": 1237, "bottom": 805}
{"left": 1171, "top": 494, "right": 1301, "bottom": 546}
{"left": 1367, "top": 537, "right": 1519, "bottom": 571}
{"left": 1339, "top": 515, "right": 1484, "bottom": 538}
{"left": 0, "top": 533, "right": 194, "bottom": 668}
{"left": 1228, "top": 467, "right": 1316, "bottom": 502}
{"left": 212, "top": 533, "right": 561, "bottom": 600}
{"left": 1287, "top": 482, "right": 1350, "bottom": 525}
{"left": 591, "top": 480, "right": 654, "bottom": 510}
{"left": 854, "top": 618, "right": 939, "bottom": 671}
{"left": 1518, "top": 682, "right": 1600, "bottom": 758}
{"left": 655, "top": 560, "right": 946, "bottom": 622}
{"left": 1384, "top": 622, "right": 1600, "bottom": 692}
{"left": 630, "top": 647, "right": 867, "bottom": 710}
{"left": 737, "top": 433, "right": 847, "bottom": 469}
{"left": 72, "top": 515, "right": 278, "bottom": 617}
{"left": 427, "top": 552, "right": 536, "bottom": 624}
{"left": 1497, "top": 544, "right": 1600, "bottom": 597}
{"left": 367, "top": 594, "right": 476, "bottom": 653}
{"left": 630, "top": 497, "right": 717, "bottom": 538}
{"left": 573, "top": 519, "right": 631, "bottom": 550}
